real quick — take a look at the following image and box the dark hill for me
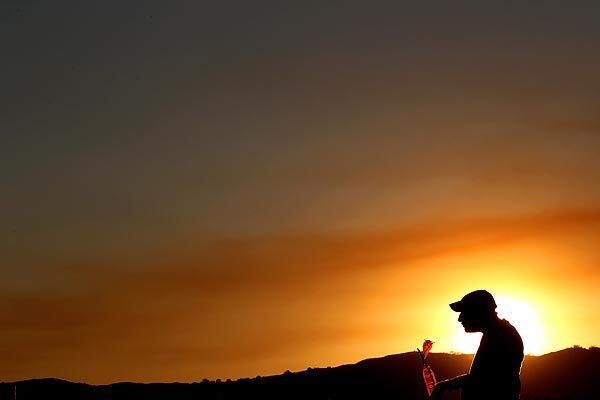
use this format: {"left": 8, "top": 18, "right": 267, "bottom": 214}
{"left": 1, "top": 347, "right": 598, "bottom": 399}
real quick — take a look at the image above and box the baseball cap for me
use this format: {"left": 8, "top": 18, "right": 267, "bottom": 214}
{"left": 449, "top": 289, "right": 497, "bottom": 313}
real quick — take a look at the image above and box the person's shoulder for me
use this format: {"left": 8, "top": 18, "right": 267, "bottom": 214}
{"left": 501, "top": 318, "right": 519, "bottom": 333}
{"left": 499, "top": 318, "right": 516, "bottom": 329}
{"left": 498, "top": 319, "right": 524, "bottom": 347}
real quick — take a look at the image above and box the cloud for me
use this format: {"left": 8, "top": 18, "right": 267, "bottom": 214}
{"left": 84, "top": 208, "right": 600, "bottom": 292}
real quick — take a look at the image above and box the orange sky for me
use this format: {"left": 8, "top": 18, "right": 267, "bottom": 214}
{"left": 1, "top": 1, "right": 600, "bottom": 384}
{"left": 2, "top": 211, "right": 599, "bottom": 383}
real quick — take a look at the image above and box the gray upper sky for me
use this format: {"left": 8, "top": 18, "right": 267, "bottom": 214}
{"left": 2, "top": 0, "right": 600, "bottom": 286}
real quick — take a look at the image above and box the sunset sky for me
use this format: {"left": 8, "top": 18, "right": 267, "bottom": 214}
{"left": 1, "top": 1, "right": 600, "bottom": 384}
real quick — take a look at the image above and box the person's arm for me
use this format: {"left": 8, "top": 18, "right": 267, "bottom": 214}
{"left": 442, "top": 373, "right": 469, "bottom": 389}
{"left": 430, "top": 374, "right": 470, "bottom": 398}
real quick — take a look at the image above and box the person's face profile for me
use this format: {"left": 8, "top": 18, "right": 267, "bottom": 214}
{"left": 458, "top": 310, "right": 482, "bottom": 332}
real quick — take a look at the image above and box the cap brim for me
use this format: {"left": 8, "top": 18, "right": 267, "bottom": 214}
{"left": 449, "top": 301, "right": 463, "bottom": 312}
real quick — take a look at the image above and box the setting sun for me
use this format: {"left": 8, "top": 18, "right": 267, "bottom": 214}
{"left": 452, "top": 295, "right": 545, "bottom": 355}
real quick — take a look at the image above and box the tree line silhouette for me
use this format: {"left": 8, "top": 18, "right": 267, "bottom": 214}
{"left": 1, "top": 346, "right": 598, "bottom": 399}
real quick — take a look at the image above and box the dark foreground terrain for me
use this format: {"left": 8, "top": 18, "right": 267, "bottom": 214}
{"left": 1, "top": 347, "right": 598, "bottom": 399}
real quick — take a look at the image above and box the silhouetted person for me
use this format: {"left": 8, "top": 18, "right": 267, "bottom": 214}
{"left": 431, "top": 290, "right": 524, "bottom": 400}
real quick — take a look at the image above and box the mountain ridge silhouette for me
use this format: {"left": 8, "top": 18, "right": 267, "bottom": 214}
{"left": 1, "top": 347, "right": 598, "bottom": 399}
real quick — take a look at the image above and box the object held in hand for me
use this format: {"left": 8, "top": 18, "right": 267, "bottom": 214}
{"left": 417, "top": 340, "right": 437, "bottom": 397}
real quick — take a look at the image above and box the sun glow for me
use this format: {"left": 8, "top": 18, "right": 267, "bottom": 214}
{"left": 452, "top": 296, "right": 545, "bottom": 355}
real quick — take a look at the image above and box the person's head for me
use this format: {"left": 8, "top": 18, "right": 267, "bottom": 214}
{"left": 450, "top": 290, "right": 498, "bottom": 333}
